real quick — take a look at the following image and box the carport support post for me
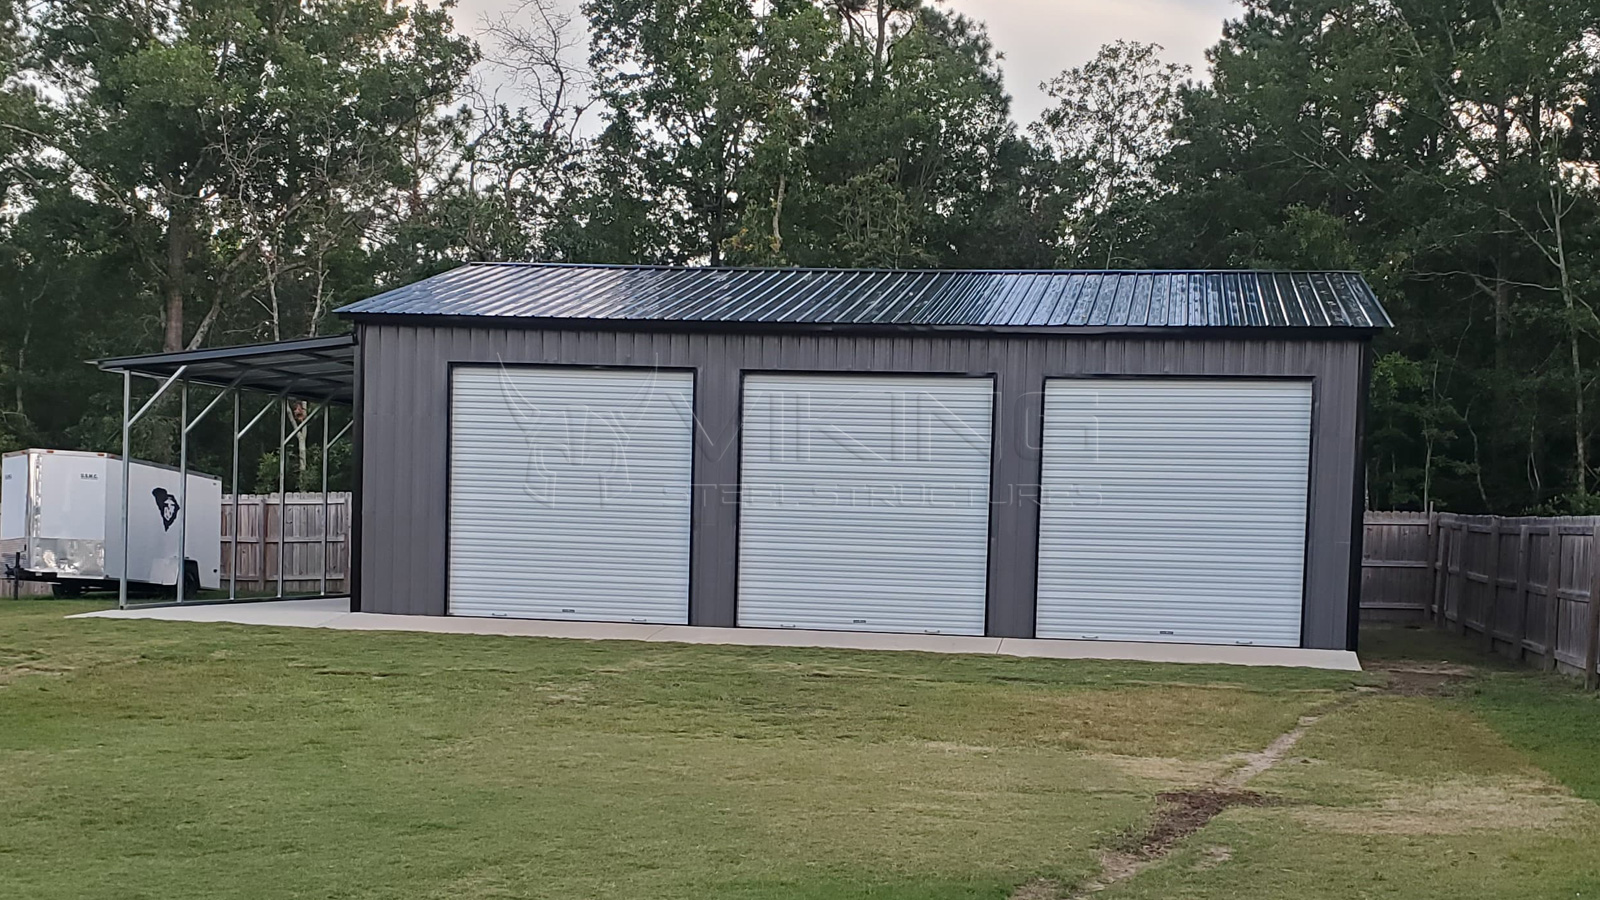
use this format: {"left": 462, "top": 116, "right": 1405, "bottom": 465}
{"left": 118, "top": 371, "right": 131, "bottom": 610}
{"left": 277, "top": 397, "right": 287, "bottom": 599}
{"left": 174, "top": 378, "right": 242, "bottom": 603}
{"left": 230, "top": 392, "right": 281, "bottom": 599}
{"left": 319, "top": 410, "right": 329, "bottom": 596}
{"left": 114, "top": 366, "right": 188, "bottom": 608}
{"left": 176, "top": 380, "right": 188, "bottom": 604}
{"left": 229, "top": 391, "right": 240, "bottom": 601}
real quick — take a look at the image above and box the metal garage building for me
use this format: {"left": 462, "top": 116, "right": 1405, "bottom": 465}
{"left": 337, "top": 263, "right": 1387, "bottom": 651}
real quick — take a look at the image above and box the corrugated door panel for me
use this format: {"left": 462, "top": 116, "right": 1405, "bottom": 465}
{"left": 1035, "top": 379, "right": 1311, "bottom": 646}
{"left": 448, "top": 367, "right": 693, "bottom": 623}
{"left": 737, "top": 375, "right": 993, "bottom": 635}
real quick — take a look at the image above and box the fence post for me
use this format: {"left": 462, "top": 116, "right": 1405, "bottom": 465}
{"left": 1433, "top": 509, "right": 1446, "bottom": 621}
{"left": 1482, "top": 519, "right": 1502, "bottom": 652}
{"left": 1511, "top": 522, "right": 1531, "bottom": 661}
{"left": 1587, "top": 520, "right": 1600, "bottom": 690}
{"left": 1434, "top": 517, "right": 1453, "bottom": 629}
{"left": 1450, "top": 522, "right": 1468, "bottom": 635}
{"left": 1545, "top": 524, "right": 1563, "bottom": 672}
{"left": 337, "top": 495, "right": 348, "bottom": 594}
{"left": 220, "top": 496, "right": 233, "bottom": 590}
{"left": 257, "top": 495, "right": 269, "bottom": 593}
{"left": 1440, "top": 518, "right": 1454, "bottom": 627}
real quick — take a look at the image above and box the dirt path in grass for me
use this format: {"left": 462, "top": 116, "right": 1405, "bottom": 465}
{"left": 1018, "top": 665, "right": 1494, "bottom": 899}
{"left": 1013, "top": 697, "right": 1356, "bottom": 900}
{"left": 1062, "top": 713, "right": 1325, "bottom": 898}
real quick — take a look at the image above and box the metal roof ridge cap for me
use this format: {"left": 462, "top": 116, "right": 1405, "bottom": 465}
{"left": 386, "top": 260, "right": 1379, "bottom": 276}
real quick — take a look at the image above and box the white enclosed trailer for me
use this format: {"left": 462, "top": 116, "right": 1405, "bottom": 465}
{"left": 0, "top": 449, "right": 221, "bottom": 595}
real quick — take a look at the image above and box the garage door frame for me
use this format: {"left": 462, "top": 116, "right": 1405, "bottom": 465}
{"left": 444, "top": 362, "right": 699, "bottom": 623}
{"left": 733, "top": 369, "right": 1000, "bottom": 636}
{"left": 1030, "top": 374, "right": 1316, "bottom": 647}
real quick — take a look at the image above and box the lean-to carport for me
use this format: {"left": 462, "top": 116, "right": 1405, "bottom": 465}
{"left": 96, "top": 335, "right": 356, "bottom": 609}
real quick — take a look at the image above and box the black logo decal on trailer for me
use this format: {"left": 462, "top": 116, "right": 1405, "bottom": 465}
{"left": 152, "top": 488, "right": 180, "bottom": 531}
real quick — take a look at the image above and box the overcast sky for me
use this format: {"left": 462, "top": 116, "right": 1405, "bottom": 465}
{"left": 941, "top": 0, "right": 1236, "bottom": 122}
{"left": 451, "top": 0, "right": 1240, "bottom": 126}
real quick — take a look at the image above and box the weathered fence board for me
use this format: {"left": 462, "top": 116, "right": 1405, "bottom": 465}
{"left": 1362, "top": 511, "right": 1600, "bottom": 682}
{"left": 222, "top": 493, "right": 350, "bottom": 594}
{"left": 1360, "top": 511, "right": 1434, "bottom": 619}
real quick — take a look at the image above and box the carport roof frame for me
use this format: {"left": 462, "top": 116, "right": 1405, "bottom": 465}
{"left": 96, "top": 334, "right": 356, "bottom": 404}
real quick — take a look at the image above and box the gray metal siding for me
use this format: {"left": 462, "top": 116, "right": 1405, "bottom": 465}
{"left": 356, "top": 323, "right": 1367, "bottom": 649}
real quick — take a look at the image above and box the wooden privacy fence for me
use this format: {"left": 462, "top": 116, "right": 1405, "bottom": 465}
{"left": 1360, "top": 511, "right": 1436, "bottom": 620}
{"left": 1361, "top": 511, "right": 1600, "bottom": 686}
{"left": 222, "top": 493, "right": 351, "bottom": 595}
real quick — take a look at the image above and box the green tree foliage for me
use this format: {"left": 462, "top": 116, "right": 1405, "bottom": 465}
{"left": 741, "top": 2, "right": 1058, "bottom": 267}
{"left": 1031, "top": 40, "right": 1190, "bottom": 268}
{"left": 583, "top": 0, "right": 833, "bottom": 264}
{"left": 23, "top": 0, "right": 475, "bottom": 352}
{"left": 3, "top": 0, "right": 1598, "bottom": 513}
{"left": 1076, "top": 0, "right": 1600, "bottom": 513}
{"left": 1, "top": 0, "right": 474, "bottom": 481}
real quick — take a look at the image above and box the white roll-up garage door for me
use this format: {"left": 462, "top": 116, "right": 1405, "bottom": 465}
{"left": 1035, "top": 379, "right": 1311, "bottom": 647}
{"left": 448, "top": 367, "right": 694, "bottom": 623}
{"left": 737, "top": 375, "right": 994, "bottom": 635}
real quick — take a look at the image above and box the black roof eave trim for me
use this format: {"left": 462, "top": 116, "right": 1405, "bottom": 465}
{"left": 93, "top": 334, "right": 357, "bottom": 405}
{"left": 339, "top": 312, "right": 1383, "bottom": 341}
{"left": 94, "top": 333, "right": 356, "bottom": 372}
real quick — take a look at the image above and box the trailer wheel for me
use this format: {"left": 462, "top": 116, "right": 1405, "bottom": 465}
{"left": 182, "top": 560, "right": 201, "bottom": 597}
{"left": 52, "top": 582, "right": 84, "bottom": 599}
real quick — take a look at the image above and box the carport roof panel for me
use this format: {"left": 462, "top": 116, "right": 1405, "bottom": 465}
{"left": 96, "top": 334, "right": 355, "bottom": 404}
{"left": 336, "top": 264, "right": 1391, "bottom": 330}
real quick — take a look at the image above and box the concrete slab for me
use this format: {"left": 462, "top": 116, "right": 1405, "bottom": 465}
{"left": 996, "top": 637, "right": 1363, "bottom": 671}
{"left": 646, "top": 624, "right": 1005, "bottom": 655}
{"left": 330, "top": 612, "right": 671, "bottom": 642}
{"left": 78, "top": 597, "right": 351, "bottom": 629}
{"left": 72, "top": 600, "right": 1363, "bottom": 671}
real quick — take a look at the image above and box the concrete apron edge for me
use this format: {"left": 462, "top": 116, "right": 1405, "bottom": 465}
{"left": 72, "top": 600, "right": 1363, "bottom": 671}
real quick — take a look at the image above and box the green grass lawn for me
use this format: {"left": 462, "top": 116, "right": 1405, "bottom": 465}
{"left": 1, "top": 602, "right": 1597, "bottom": 899}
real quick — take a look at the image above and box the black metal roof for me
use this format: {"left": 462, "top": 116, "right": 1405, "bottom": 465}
{"left": 96, "top": 335, "right": 356, "bottom": 404}
{"left": 336, "top": 263, "right": 1390, "bottom": 330}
